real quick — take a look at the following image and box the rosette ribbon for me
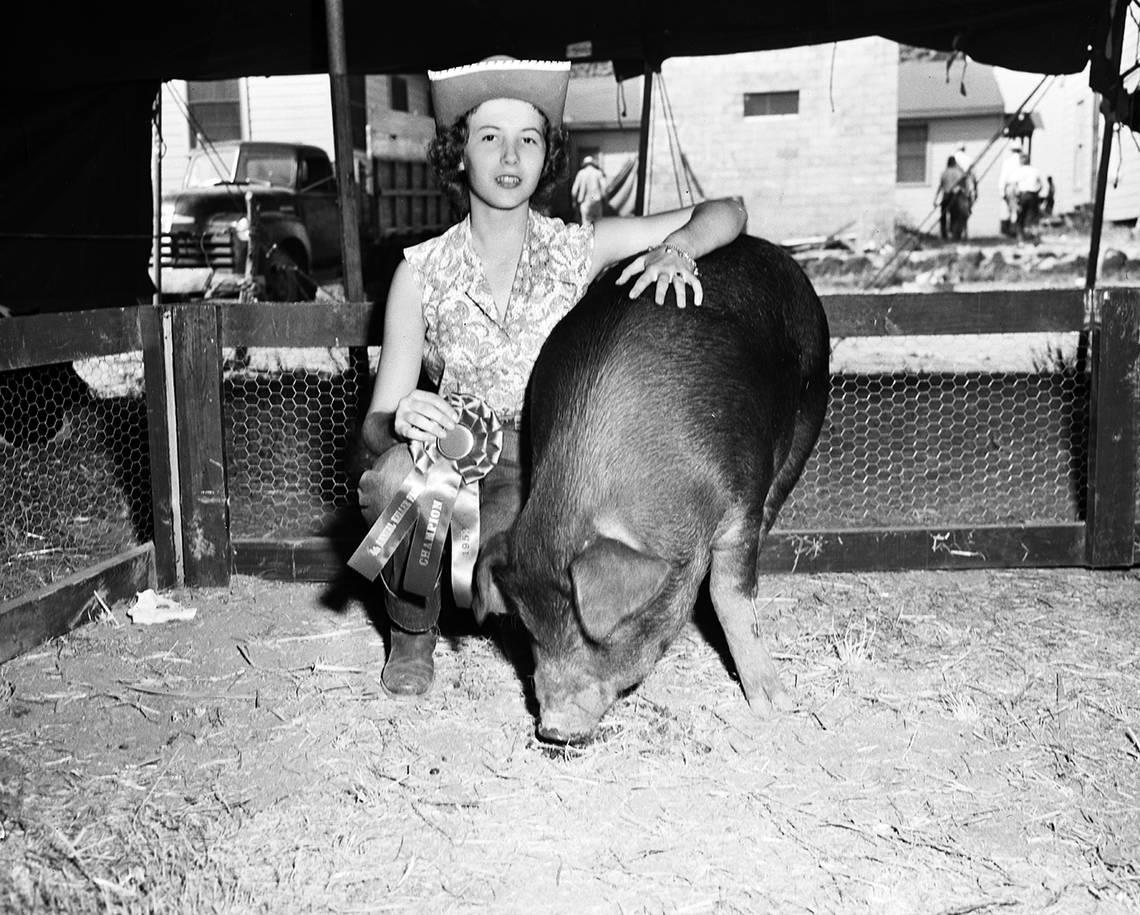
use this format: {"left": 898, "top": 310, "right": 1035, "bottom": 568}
{"left": 348, "top": 393, "right": 503, "bottom": 608}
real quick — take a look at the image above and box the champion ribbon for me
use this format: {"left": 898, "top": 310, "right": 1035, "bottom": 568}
{"left": 348, "top": 393, "right": 503, "bottom": 608}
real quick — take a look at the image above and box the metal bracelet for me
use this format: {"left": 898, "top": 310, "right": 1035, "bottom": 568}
{"left": 652, "top": 243, "right": 700, "bottom": 277}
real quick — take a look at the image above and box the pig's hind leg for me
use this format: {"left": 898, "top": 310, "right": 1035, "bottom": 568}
{"left": 759, "top": 377, "right": 828, "bottom": 536}
{"left": 709, "top": 533, "right": 794, "bottom": 716}
{"left": 716, "top": 387, "right": 827, "bottom": 715}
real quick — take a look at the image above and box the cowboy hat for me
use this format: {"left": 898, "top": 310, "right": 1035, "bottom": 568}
{"left": 429, "top": 55, "right": 571, "bottom": 129}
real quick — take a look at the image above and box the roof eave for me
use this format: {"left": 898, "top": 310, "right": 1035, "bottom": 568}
{"left": 898, "top": 107, "right": 1007, "bottom": 119}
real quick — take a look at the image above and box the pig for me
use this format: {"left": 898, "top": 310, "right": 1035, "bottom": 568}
{"left": 474, "top": 234, "right": 830, "bottom": 743}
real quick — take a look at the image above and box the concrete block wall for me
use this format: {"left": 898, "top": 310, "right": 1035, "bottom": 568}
{"left": 652, "top": 40, "right": 898, "bottom": 247}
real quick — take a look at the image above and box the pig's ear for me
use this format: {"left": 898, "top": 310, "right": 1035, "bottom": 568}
{"left": 570, "top": 538, "right": 669, "bottom": 642}
{"left": 472, "top": 532, "right": 511, "bottom": 624}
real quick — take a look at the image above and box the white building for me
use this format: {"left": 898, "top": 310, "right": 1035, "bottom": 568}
{"left": 155, "top": 73, "right": 435, "bottom": 197}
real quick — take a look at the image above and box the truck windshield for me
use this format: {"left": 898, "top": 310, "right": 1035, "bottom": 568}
{"left": 238, "top": 152, "right": 297, "bottom": 187}
{"left": 184, "top": 147, "right": 240, "bottom": 187}
{"left": 183, "top": 148, "right": 298, "bottom": 188}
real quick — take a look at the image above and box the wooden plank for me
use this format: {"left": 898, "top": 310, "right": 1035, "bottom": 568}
{"left": 211, "top": 289, "right": 1093, "bottom": 350}
{"left": 756, "top": 524, "right": 1088, "bottom": 573}
{"left": 234, "top": 538, "right": 346, "bottom": 580}
{"left": 234, "top": 523, "right": 1088, "bottom": 584}
{"left": 821, "top": 289, "right": 1086, "bottom": 337}
{"left": 757, "top": 524, "right": 1086, "bottom": 573}
{"left": 172, "top": 303, "right": 231, "bottom": 586}
{"left": 139, "top": 306, "right": 178, "bottom": 587}
{"left": 219, "top": 300, "right": 373, "bottom": 347}
{"left": 213, "top": 290, "right": 1090, "bottom": 351}
{"left": 0, "top": 543, "right": 155, "bottom": 664}
{"left": 0, "top": 306, "right": 143, "bottom": 371}
{"left": 1085, "top": 288, "right": 1139, "bottom": 567}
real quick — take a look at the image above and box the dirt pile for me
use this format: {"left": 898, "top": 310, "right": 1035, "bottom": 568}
{"left": 795, "top": 226, "right": 1140, "bottom": 292}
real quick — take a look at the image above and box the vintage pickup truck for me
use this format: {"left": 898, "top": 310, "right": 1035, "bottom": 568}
{"left": 155, "top": 139, "right": 456, "bottom": 302}
{"left": 157, "top": 141, "right": 349, "bottom": 301}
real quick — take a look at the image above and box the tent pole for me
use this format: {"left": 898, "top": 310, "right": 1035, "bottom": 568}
{"left": 325, "top": 0, "right": 365, "bottom": 303}
{"left": 152, "top": 89, "right": 163, "bottom": 307}
{"left": 1085, "top": 108, "right": 1115, "bottom": 291}
{"left": 634, "top": 63, "right": 654, "bottom": 216}
{"left": 1085, "top": 0, "right": 1127, "bottom": 292}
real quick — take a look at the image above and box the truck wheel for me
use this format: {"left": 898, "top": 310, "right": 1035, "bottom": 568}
{"left": 264, "top": 247, "right": 315, "bottom": 301}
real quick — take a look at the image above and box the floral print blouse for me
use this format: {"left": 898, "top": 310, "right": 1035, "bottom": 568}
{"left": 403, "top": 210, "right": 596, "bottom": 421}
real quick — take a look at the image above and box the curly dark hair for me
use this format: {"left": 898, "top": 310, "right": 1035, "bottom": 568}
{"left": 427, "top": 107, "right": 569, "bottom": 215}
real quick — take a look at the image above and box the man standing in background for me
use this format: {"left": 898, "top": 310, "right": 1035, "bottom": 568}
{"left": 571, "top": 155, "right": 606, "bottom": 225}
{"left": 998, "top": 145, "right": 1024, "bottom": 237}
{"left": 1012, "top": 152, "right": 1045, "bottom": 244}
{"left": 934, "top": 156, "right": 968, "bottom": 240}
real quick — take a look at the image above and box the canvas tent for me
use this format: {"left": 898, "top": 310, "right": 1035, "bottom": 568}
{"left": 0, "top": 0, "right": 1125, "bottom": 312}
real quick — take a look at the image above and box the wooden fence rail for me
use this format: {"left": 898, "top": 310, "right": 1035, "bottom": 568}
{"left": 1, "top": 286, "right": 1137, "bottom": 660}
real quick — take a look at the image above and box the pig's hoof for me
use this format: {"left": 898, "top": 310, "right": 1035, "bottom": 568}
{"left": 770, "top": 688, "right": 795, "bottom": 713}
{"left": 744, "top": 685, "right": 794, "bottom": 717}
{"left": 381, "top": 628, "right": 437, "bottom": 697}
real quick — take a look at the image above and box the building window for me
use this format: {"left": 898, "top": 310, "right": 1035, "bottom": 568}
{"left": 187, "top": 79, "right": 242, "bottom": 149}
{"left": 897, "top": 122, "right": 929, "bottom": 183}
{"left": 390, "top": 76, "right": 409, "bottom": 113}
{"left": 743, "top": 91, "right": 799, "bottom": 117}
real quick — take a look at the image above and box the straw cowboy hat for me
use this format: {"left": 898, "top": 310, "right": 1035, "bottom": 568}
{"left": 428, "top": 55, "right": 572, "bottom": 129}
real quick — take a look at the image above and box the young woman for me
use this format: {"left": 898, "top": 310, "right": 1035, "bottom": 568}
{"left": 356, "top": 56, "right": 748, "bottom": 696}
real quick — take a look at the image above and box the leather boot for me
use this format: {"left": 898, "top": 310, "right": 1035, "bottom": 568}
{"left": 381, "top": 625, "right": 438, "bottom": 697}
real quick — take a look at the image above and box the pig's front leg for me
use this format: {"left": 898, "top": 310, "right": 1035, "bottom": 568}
{"left": 709, "top": 546, "right": 794, "bottom": 716}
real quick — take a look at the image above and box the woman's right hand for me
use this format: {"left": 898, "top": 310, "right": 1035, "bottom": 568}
{"left": 393, "top": 390, "right": 458, "bottom": 444}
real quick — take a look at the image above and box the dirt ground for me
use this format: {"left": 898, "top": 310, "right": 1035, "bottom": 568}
{"left": 2, "top": 566, "right": 1138, "bottom": 914}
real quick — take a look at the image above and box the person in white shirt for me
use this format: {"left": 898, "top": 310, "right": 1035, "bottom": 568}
{"left": 571, "top": 156, "right": 607, "bottom": 225}
{"left": 953, "top": 144, "right": 973, "bottom": 175}
{"left": 1012, "top": 153, "right": 1045, "bottom": 243}
{"left": 998, "top": 146, "right": 1024, "bottom": 237}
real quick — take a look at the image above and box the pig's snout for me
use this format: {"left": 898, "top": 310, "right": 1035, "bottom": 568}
{"left": 537, "top": 705, "right": 603, "bottom": 745}
{"left": 534, "top": 668, "right": 614, "bottom": 744}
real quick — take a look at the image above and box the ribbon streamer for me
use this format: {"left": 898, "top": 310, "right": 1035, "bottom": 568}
{"left": 349, "top": 393, "right": 503, "bottom": 608}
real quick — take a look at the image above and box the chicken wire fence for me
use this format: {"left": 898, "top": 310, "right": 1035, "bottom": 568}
{"left": 1, "top": 357, "right": 152, "bottom": 604}
{"left": 0, "top": 335, "right": 1115, "bottom": 604}
{"left": 780, "top": 345, "right": 1092, "bottom": 529}
{"left": 224, "top": 347, "right": 369, "bottom": 540}
{"left": 221, "top": 339, "right": 1095, "bottom": 536}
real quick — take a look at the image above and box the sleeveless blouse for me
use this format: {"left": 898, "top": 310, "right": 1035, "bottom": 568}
{"left": 403, "top": 209, "right": 595, "bottom": 420}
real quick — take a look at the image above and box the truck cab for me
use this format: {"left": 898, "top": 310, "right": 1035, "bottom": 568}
{"left": 156, "top": 141, "right": 342, "bottom": 301}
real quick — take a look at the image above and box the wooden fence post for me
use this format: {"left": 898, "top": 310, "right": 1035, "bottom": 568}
{"left": 1085, "top": 288, "right": 1139, "bottom": 568}
{"left": 139, "top": 305, "right": 178, "bottom": 587}
{"left": 171, "top": 302, "right": 232, "bottom": 585}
